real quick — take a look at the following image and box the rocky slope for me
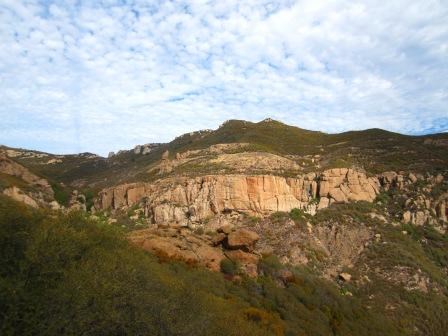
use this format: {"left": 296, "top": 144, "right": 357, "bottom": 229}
{"left": 0, "top": 152, "right": 54, "bottom": 207}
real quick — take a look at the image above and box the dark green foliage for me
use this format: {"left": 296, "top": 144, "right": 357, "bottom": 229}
{"left": 220, "top": 258, "right": 239, "bottom": 275}
{"left": 82, "top": 188, "right": 95, "bottom": 211}
{"left": 51, "top": 183, "right": 70, "bottom": 206}
{"left": 289, "top": 208, "right": 312, "bottom": 227}
{"left": 374, "top": 191, "right": 390, "bottom": 205}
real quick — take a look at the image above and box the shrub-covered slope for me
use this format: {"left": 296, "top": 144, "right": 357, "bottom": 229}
{"left": 0, "top": 195, "right": 425, "bottom": 336}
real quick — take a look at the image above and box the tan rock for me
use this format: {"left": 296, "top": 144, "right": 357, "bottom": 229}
{"left": 3, "top": 186, "right": 38, "bottom": 208}
{"left": 225, "top": 250, "right": 259, "bottom": 277}
{"left": 409, "top": 173, "right": 418, "bottom": 183}
{"left": 437, "top": 200, "right": 447, "bottom": 222}
{"left": 195, "top": 245, "right": 225, "bottom": 272}
{"left": 142, "top": 146, "right": 152, "bottom": 155}
{"left": 49, "top": 200, "right": 61, "bottom": 210}
{"left": 95, "top": 169, "right": 381, "bottom": 225}
{"left": 134, "top": 145, "right": 142, "bottom": 154}
{"left": 403, "top": 210, "right": 412, "bottom": 223}
{"left": 380, "top": 171, "right": 398, "bottom": 190}
{"left": 277, "top": 269, "right": 295, "bottom": 283}
{"left": 414, "top": 211, "right": 427, "bottom": 226}
{"left": 227, "top": 229, "right": 260, "bottom": 251}
{"left": 218, "top": 224, "right": 234, "bottom": 234}
{"left": 339, "top": 272, "right": 352, "bottom": 282}
{"left": 142, "top": 238, "right": 197, "bottom": 264}
{"left": 318, "top": 196, "right": 330, "bottom": 209}
{"left": 211, "top": 232, "right": 227, "bottom": 246}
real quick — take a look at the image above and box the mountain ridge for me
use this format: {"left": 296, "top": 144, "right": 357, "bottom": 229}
{"left": 2, "top": 118, "right": 447, "bottom": 158}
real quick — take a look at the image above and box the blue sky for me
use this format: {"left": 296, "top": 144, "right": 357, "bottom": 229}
{"left": 1, "top": 0, "right": 447, "bottom": 155}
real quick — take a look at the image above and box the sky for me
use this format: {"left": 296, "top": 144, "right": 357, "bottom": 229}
{"left": 1, "top": 0, "right": 447, "bottom": 156}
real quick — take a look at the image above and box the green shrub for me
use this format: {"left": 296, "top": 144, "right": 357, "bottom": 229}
{"left": 220, "top": 258, "right": 239, "bottom": 275}
{"left": 258, "top": 255, "right": 283, "bottom": 277}
{"left": 51, "top": 183, "right": 70, "bottom": 206}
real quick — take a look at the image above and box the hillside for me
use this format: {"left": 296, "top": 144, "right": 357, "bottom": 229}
{"left": 1, "top": 119, "right": 448, "bottom": 336}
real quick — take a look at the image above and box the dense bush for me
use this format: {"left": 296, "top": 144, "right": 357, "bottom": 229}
{"left": 2, "top": 195, "right": 445, "bottom": 335}
{"left": 51, "top": 183, "right": 70, "bottom": 206}
{"left": 0, "top": 196, "right": 276, "bottom": 336}
{"left": 220, "top": 258, "right": 239, "bottom": 275}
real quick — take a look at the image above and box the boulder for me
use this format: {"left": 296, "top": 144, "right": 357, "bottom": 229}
{"left": 211, "top": 232, "right": 227, "bottom": 246}
{"left": 142, "top": 237, "right": 197, "bottom": 264}
{"left": 195, "top": 245, "right": 225, "bottom": 272}
{"left": 218, "top": 224, "right": 234, "bottom": 234}
{"left": 403, "top": 210, "right": 412, "bottom": 223}
{"left": 414, "top": 211, "right": 427, "bottom": 226}
{"left": 339, "top": 272, "right": 352, "bottom": 282}
{"left": 227, "top": 229, "right": 260, "bottom": 251}
{"left": 49, "top": 200, "right": 61, "bottom": 210}
{"left": 3, "top": 186, "right": 38, "bottom": 208}
{"left": 225, "top": 250, "right": 259, "bottom": 277}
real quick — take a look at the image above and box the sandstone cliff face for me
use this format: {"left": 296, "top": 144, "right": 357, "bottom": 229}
{"left": 95, "top": 168, "right": 381, "bottom": 226}
{"left": 318, "top": 168, "right": 380, "bottom": 209}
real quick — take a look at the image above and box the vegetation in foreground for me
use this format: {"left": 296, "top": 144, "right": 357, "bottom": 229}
{"left": 0, "top": 195, "right": 417, "bottom": 336}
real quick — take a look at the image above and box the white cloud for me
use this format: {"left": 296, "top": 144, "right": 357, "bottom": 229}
{"left": 0, "top": 0, "right": 447, "bottom": 155}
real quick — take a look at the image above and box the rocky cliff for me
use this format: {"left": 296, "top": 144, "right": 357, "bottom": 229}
{"left": 95, "top": 168, "right": 381, "bottom": 226}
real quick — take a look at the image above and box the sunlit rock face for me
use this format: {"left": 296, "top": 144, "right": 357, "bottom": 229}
{"left": 95, "top": 168, "right": 381, "bottom": 226}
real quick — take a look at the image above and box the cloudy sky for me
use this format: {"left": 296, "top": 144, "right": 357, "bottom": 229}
{"left": 1, "top": 0, "right": 447, "bottom": 155}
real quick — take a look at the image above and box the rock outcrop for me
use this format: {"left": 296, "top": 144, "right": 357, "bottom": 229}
{"left": 128, "top": 226, "right": 261, "bottom": 276}
{"left": 3, "top": 186, "right": 39, "bottom": 208}
{"left": 0, "top": 152, "right": 53, "bottom": 197}
{"left": 95, "top": 168, "right": 381, "bottom": 226}
{"left": 68, "top": 190, "right": 87, "bottom": 211}
{"left": 318, "top": 168, "right": 380, "bottom": 206}
{"left": 0, "top": 152, "right": 54, "bottom": 206}
{"left": 227, "top": 229, "right": 260, "bottom": 251}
